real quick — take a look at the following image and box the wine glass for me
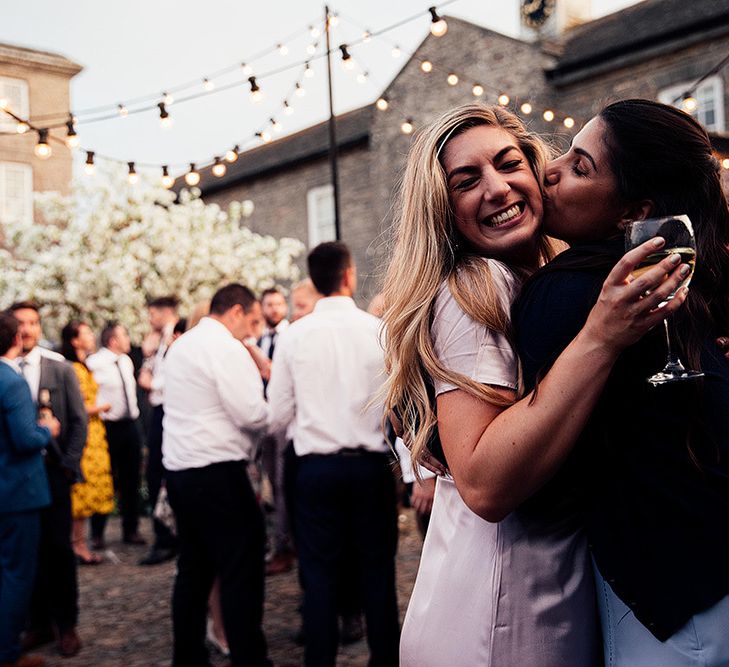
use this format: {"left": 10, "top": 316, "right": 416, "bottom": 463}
{"left": 625, "top": 214, "right": 703, "bottom": 386}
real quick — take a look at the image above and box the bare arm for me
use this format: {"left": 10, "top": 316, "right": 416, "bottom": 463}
{"left": 440, "top": 239, "right": 689, "bottom": 522}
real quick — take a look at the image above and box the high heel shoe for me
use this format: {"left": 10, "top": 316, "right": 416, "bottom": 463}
{"left": 205, "top": 618, "right": 230, "bottom": 657}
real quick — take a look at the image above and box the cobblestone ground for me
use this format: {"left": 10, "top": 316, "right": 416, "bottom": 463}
{"left": 32, "top": 510, "right": 424, "bottom": 667}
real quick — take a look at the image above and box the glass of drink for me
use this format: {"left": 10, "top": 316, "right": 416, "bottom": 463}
{"left": 625, "top": 214, "right": 702, "bottom": 385}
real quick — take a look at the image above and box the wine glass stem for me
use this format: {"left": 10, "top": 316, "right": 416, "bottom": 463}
{"left": 662, "top": 316, "right": 686, "bottom": 372}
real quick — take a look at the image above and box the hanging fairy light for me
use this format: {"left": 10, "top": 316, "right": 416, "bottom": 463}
{"left": 84, "top": 151, "right": 95, "bottom": 175}
{"left": 543, "top": 109, "right": 555, "bottom": 122}
{"left": 271, "top": 117, "right": 282, "bottom": 133}
{"left": 256, "top": 130, "right": 272, "bottom": 143}
{"left": 283, "top": 100, "right": 294, "bottom": 115}
{"left": 0, "top": 97, "right": 7, "bottom": 110}
{"left": 429, "top": 7, "right": 448, "bottom": 37}
{"left": 329, "top": 12, "right": 339, "bottom": 27}
{"left": 391, "top": 45, "right": 401, "bottom": 58}
{"left": 339, "top": 44, "right": 354, "bottom": 70}
{"left": 357, "top": 71, "right": 368, "bottom": 85}
{"left": 158, "top": 102, "right": 173, "bottom": 128}
{"left": 16, "top": 120, "right": 29, "bottom": 134}
{"left": 212, "top": 156, "right": 227, "bottom": 177}
{"left": 34, "top": 129, "right": 52, "bottom": 159}
{"left": 295, "top": 82, "right": 306, "bottom": 97}
{"left": 118, "top": 104, "right": 128, "bottom": 117}
{"left": 304, "top": 62, "right": 315, "bottom": 78}
{"left": 185, "top": 163, "right": 201, "bottom": 186}
{"left": 472, "top": 84, "right": 484, "bottom": 97}
{"left": 225, "top": 145, "right": 240, "bottom": 163}
{"left": 127, "top": 162, "right": 139, "bottom": 184}
{"left": 161, "top": 165, "right": 174, "bottom": 189}
{"left": 249, "top": 76, "right": 263, "bottom": 103}
{"left": 401, "top": 118, "right": 414, "bottom": 135}
{"left": 203, "top": 78, "right": 215, "bottom": 91}
{"left": 498, "top": 94, "right": 510, "bottom": 106}
{"left": 278, "top": 43, "right": 289, "bottom": 56}
{"left": 309, "top": 25, "right": 321, "bottom": 38}
{"left": 421, "top": 60, "right": 433, "bottom": 73}
{"left": 447, "top": 73, "right": 459, "bottom": 86}
{"left": 723, "top": 158, "right": 729, "bottom": 170}
{"left": 65, "top": 119, "right": 79, "bottom": 148}
{"left": 241, "top": 62, "right": 253, "bottom": 76}
{"left": 563, "top": 116, "right": 575, "bottom": 129}
{"left": 681, "top": 92, "right": 698, "bottom": 112}
{"left": 376, "top": 97, "right": 389, "bottom": 111}
{"left": 163, "top": 92, "right": 174, "bottom": 106}
{"left": 306, "top": 43, "right": 318, "bottom": 55}
{"left": 520, "top": 102, "right": 533, "bottom": 114}
{"left": 362, "top": 29, "right": 372, "bottom": 43}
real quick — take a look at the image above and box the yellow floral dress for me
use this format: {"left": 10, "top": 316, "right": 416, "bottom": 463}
{"left": 71, "top": 362, "right": 115, "bottom": 518}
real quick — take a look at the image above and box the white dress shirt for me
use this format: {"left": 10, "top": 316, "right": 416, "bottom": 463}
{"left": 148, "top": 321, "right": 175, "bottom": 407}
{"left": 86, "top": 347, "right": 140, "bottom": 421}
{"left": 162, "top": 316, "right": 270, "bottom": 471}
{"left": 267, "top": 296, "right": 388, "bottom": 457}
{"left": 17, "top": 345, "right": 65, "bottom": 402}
{"left": 258, "top": 319, "right": 289, "bottom": 360}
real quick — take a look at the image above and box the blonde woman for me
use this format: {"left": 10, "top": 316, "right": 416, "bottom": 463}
{"left": 383, "top": 104, "right": 690, "bottom": 665}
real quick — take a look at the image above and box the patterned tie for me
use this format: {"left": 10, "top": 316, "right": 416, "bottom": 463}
{"left": 18, "top": 357, "right": 28, "bottom": 378}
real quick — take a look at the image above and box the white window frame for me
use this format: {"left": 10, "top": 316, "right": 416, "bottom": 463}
{"left": 306, "top": 184, "right": 336, "bottom": 248}
{"left": 658, "top": 75, "right": 725, "bottom": 132}
{"left": 0, "top": 161, "right": 34, "bottom": 224}
{"left": 0, "top": 76, "right": 30, "bottom": 132}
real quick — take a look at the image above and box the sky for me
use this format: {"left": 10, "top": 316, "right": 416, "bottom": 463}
{"left": 1, "top": 0, "right": 640, "bottom": 176}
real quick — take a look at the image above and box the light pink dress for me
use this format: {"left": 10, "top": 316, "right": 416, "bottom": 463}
{"left": 400, "top": 260, "right": 600, "bottom": 667}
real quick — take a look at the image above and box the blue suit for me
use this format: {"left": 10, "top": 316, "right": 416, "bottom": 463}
{"left": 0, "top": 359, "right": 51, "bottom": 663}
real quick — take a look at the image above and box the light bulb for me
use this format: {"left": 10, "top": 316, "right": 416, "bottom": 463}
{"left": 362, "top": 30, "right": 372, "bottom": 43}
{"left": 421, "top": 60, "right": 433, "bottom": 73}
{"left": 260, "top": 131, "right": 272, "bottom": 143}
{"left": 563, "top": 116, "right": 575, "bottom": 129}
{"left": 225, "top": 145, "right": 240, "bottom": 163}
{"left": 283, "top": 101, "right": 294, "bottom": 115}
{"left": 681, "top": 94, "right": 698, "bottom": 112}
{"left": 429, "top": 8, "right": 448, "bottom": 37}
{"left": 127, "top": 162, "right": 138, "bottom": 185}
{"left": 161, "top": 166, "right": 174, "bottom": 189}
{"left": 158, "top": 102, "right": 172, "bottom": 128}
{"left": 84, "top": 151, "right": 95, "bottom": 176}
{"left": 723, "top": 159, "right": 729, "bottom": 170}
{"left": 271, "top": 118, "right": 282, "bottom": 133}
{"left": 520, "top": 102, "right": 533, "bottom": 114}
{"left": 212, "top": 158, "right": 227, "bottom": 177}
{"left": 241, "top": 63, "right": 253, "bottom": 76}
{"left": 447, "top": 73, "right": 458, "bottom": 86}
{"left": 472, "top": 84, "right": 484, "bottom": 97}
{"left": 309, "top": 25, "right": 321, "bottom": 38}
{"left": 185, "top": 164, "right": 200, "bottom": 186}
{"left": 498, "top": 94, "right": 510, "bottom": 106}
{"left": 34, "top": 130, "right": 51, "bottom": 159}
{"left": 329, "top": 13, "right": 339, "bottom": 27}
{"left": 543, "top": 109, "right": 555, "bottom": 122}
{"left": 118, "top": 104, "right": 128, "bottom": 117}
{"left": 278, "top": 43, "right": 289, "bottom": 56}
{"left": 203, "top": 78, "right": 215, "bottom": 91}
{"left": 249, "top": 76, "right": 262, "bottom": 103}
{"left": 163, "top": 92, "right": 174, "bottom": 106}
{"left": 376, "top": 97, "right": 389, "bottom": 111}
{"left": 0, "top": 97, "right": 7, "bottom": 110}
{"left": 16, "top": 121, "right": 29, "bottom": 134}
{"left": 357, "top": 72, "right": 368, "bottom": 85}
{"left": 65, "top": 121, "right": 79, "bottom": 149}
{"left": 391, "top": 46, "right": 401, "bottom": 58}
{"left": 401, "top": 119, "right": 414, "bottom": 135}
{"left": 305, "top": 63, "right": 314, "bottom": 78}
{"left": 306, "top": 43, "right": 317, "bottom": 55}
{"left": 295, "top": 83, "right": 305, "bottom": 97}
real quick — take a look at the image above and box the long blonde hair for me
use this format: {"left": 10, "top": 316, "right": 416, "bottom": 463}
{"left": 382, "top": 103, "right": 557, "bottom": 467}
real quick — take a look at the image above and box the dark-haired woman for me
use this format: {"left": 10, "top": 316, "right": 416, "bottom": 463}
{"left": 60, "top": 321, "right": 114, "bottom": 565}
{"left": 513, "top": 99, "right": 729, "bottom": 665}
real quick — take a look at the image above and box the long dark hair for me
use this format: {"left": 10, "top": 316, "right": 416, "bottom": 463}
{"left": 599, "top": 99, "right": 729, "bottom": 367}
{"left": 60, "top": 320, "right": 86, "bottom": 364}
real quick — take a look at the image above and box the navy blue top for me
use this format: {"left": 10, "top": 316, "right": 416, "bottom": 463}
{"left": 512, "top": 240, "right": 729, "bottom": 641}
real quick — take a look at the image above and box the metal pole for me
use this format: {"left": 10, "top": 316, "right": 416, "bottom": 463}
{"left": 324, "top": 4, "right": 342, "bottom": 240}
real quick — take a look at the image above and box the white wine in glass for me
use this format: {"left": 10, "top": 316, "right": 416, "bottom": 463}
{"left": 625, "top": 215, "right": 703, "bottom": 385}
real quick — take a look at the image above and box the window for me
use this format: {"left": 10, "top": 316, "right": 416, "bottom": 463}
{"left": 0, "top": 162, "right": 33, "bottom": 224}
{"left": 658, "top": 75, "right": 725, "bottom": 132}
{"left": 307, "top": 184, "right": 336, "bottom": 247}
{"left": 0, "top": 77, "right": 29, "bottom": 132}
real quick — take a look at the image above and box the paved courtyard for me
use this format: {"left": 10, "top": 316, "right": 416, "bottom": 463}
{"left": 31, "top": 510, "right": 424, "bottom": 666}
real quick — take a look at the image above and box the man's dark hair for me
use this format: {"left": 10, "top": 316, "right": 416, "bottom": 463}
{"left": 209, "top": 284, "right": 257, "bottom": 315}
{"left": 8, "top": 300, "right": 40, "bottom": 314}
{"left": 0, "top": 312, "right": 19, "bottom": 356}
{"left": 100, "top": 321, "right": 121, "bottom": 348}
{"left": 261, "top": 288, "right": 283, "bottom": 302}
{"left": 147, "top": 295, "right": 179, "bottom": 310}
{"left": 307, "top": 242, "right": 352, "bottom": 296}
{"left": 173, "top": 318, "right": 187, "bottom": 335}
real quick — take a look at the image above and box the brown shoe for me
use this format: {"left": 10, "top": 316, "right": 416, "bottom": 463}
{"left": 0, "top": 654, "right": 46, "bottom": 667}
{"left": 57, "top": 628, "right": 81, "bottom": 658}
{"left": 20, "top": 628, "right": 54, "bottom": 652}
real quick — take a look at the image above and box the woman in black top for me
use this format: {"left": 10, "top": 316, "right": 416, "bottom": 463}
{"left": 513, "top": 99, "right": 729, "bottom": 665}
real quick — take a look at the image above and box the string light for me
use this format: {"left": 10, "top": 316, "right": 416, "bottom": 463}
{"left": 34, "top": 129, "right": 52, "bottom": 159}
{"left": 447, "top": 73, "right": 459, "bottom": 86}
{"left": 256, "top": 130, "right": 272, "bottom": 143}
{"left": 306, "top": 43, "right": 318, "bottom": 55}
{"left": 203, "top": 78, "right": 215, "bottom": 91}
{"left": 309, "top": 25, "right": 321, "bottom": 38}
{"left": 283, "top": 100, "right": 294, "bottom": 115}
{"left": 498, "top": 94, "right": 510, "bottom": 106}
{"left": 472, "top": 84, "right": 484, "bottom": 97}
{"left": 723, "top": 158, "right": 729, "bottom": 170}
{"left": 520, "top": 102, "right": 533, "bottom": 114}
{"left": 163, "top": 92, "right": 174, "bottom": 106}
{"left": 295, "top": 82, "right": 306, "bottom": 97}
{"left": 376, "top": 97, "right": 389, "bottom": 111}
{"left": 241, "top": 62, "right": 253, "bottom": 76}
{"left": 401, "top": 118, "right": 414, "bottom": 135}
{"left": 421, "top": 60, "right": 433, "bottom": 73}
{"left": 429, "top": 7, "right": 448, "bottom": 37}
{"left": 357, "top": 71, "right": 369, "bottom": 84}
{"left": 0, "top": 97, "right": 7, "bottom": 110}
{"left": 249, "top": 76, "right": 263, "bottom": 103}
{"left": 185, "top": 163, "right": 200, "bottom": 186}
{"left": 304, "top": 62, "right": 315, "bottom": 78}
{"left": 212, "top": 156, "right": 227, "bottom": 177}
{"left": 158, "top": 102, "right": 173, "bottom": 128}
{"left": 339, "top": 44, "right": 354, "bottom": 70}
{"left": 543, "top": 109, "right": 555, "bottom": 122}
{"left": 84, "top": 151, "right": 95, "bottom": 175}
{"left": 392, "top": 46, "right": 401, "bottom": 58}
{"left": 117, "top": 104, "right": 128, "bottom": 117}
{"left": 127, "top": 161, "right": 139, "bottom": 184}
{"left": 563, "top": 116, "right": 575, "bottom": 129}
{"left": 65, "top": 119, "right": 79, "bottom": 148}
{"left": 16, "top": 121, "right": 29, "bottom": 134}
{"left": 329, "top": 13, "right": 339, "bottom": 27}
{"left": 278, "top": 43, "right": 289, "bottom": 56}
{"left": 362, "top": 30, "right": 372, "bottom": 43}
{"left": 271, "top": 117, "right": 282, "bottom": 133}
{"left": 225, "top": 145, "right": 240, "bottom": 162}
{"left": 161, "top": 165, "right": 174, "bottom": 188}
{"left": 681, "top": 93, "right": 698, "bottom": 112}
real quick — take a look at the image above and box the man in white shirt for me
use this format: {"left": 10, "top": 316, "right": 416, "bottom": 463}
{"left": 162, "top": 283, "right": 270, "bottom": 667}
{"left": 268, "top": 242, "right": 399, "bottom": 667}
{"left": 86, "top": 322, "right": 145, "bottom": 548}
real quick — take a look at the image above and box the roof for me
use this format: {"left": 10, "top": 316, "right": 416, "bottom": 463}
{"left": 0, "top": 41, "right": 83, "bottom": 76}
{"left": 190, "top": 104, "right": 374, "bottom": 195}
{"left": 548, "top": 0, "right": 729, "bottom": 82}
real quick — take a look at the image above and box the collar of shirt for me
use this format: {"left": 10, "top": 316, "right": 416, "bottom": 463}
{"left": 20, "top": 345, "right": 41, "bottom": 368}
{"left": 312, "top": 296, "right": 357, "bottom": 313}
{"left": 198, "top": 316, "right": 235, "bottom": 339}
{"left": 0, "top": 357, "right": 21, "bottom": 373}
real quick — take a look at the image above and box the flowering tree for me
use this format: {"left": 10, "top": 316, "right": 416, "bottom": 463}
{"left": 0, "top": 170, "right": 304, "bottom": 341}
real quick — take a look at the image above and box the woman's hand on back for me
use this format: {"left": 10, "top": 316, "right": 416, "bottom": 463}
{"left": 582, "top": 237, "right": 690, "bottom": 356}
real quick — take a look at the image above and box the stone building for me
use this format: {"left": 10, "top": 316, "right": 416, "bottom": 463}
{"left": 191, "top": 0, "right": 729, "bottom": 303}
{"left": 0, "top": 42, "right": 82, "bottom": 224}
